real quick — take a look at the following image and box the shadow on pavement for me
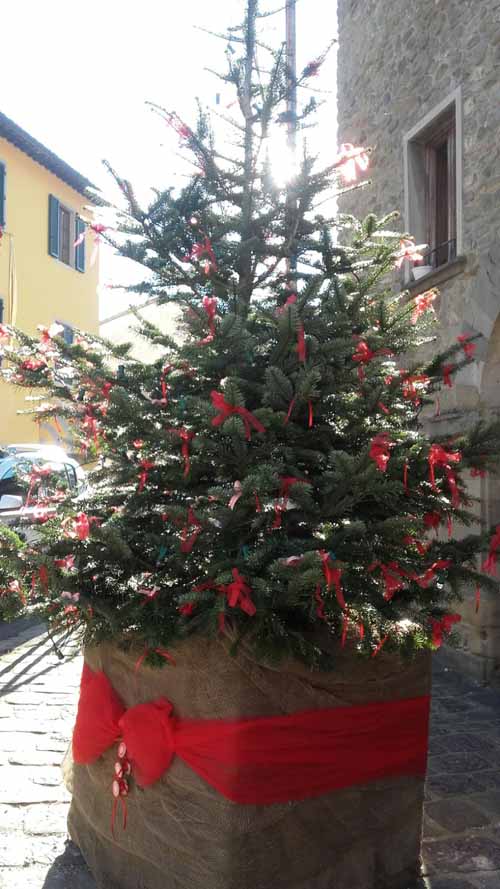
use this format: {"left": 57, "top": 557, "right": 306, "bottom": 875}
{"left": 41, "top": 840, "right": 96, "bottom": 888}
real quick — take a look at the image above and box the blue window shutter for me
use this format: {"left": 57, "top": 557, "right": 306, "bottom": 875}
{"left": 48, "top": 195, "right": 60, "bottom": 257}
{"left": 0, "top": 163, "right": 6, "bottom": 228}
{"left": 63, "top": 323, "right": 74, "bottom": 344}
{"left": 75, "top": 216, "right": 86, "bottom": 272}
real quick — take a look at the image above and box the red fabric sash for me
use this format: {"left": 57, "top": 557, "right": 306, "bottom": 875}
{"left": 73, "top": 664, "right": 430, "bottom": 805}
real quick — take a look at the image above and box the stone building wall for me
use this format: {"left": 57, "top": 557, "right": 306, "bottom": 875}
{"left": 337, "top": 0, "right": 500, "bottom": 681}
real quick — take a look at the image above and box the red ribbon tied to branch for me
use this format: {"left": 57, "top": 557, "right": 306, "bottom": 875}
{"left": 431, "top": 613, "right": 461, "bottom": 648}
{"left": 180, "top": 508, "right": 202, "bottom": 554}
{"left": 412, "top": 560, "right": 452, "bottom": 590}
{"left": 138, "top": 460, "right": 156, "bottom": 493}
{"left": 401, "top": 373, "right": 430, "bottom": 406}
{"left": 333, "top": 144, "right": 370, "bottom": 184}
{"left": 369, "top": 433, "right": 394, "bottom": 472}
{"left": 228, "top": 481, "right": 243, "bottom": 510}
{"left": 198, "top": 296, "right": 217, "bottom": 345}
{"left": 411, "top": 289, "right": 437, "bottom": 324}
{"left": 211, "top": 391, "right": 265, "bottom": 441}
{"left": 168, "top": 427, "right": 195, "bottom": 477}
{"left": 318, "top": 551, "right": 346, "bottom": 610}
{"left": 369, "top": 562, "right": 407, "bottom": 601}
{"left": 219, "top": 568, "right": 256, "bottom": 616}
{"left": 62, "top": 513, "right": 97, "bottom": 541}
{"left": 442, "top": 364, "right": 455, "bottom": 388}
{"left": 482, "top": 526, "right": 500, "bottom": 576}
{"left": 428, "top": 444, "right": 461, "bottom": 507}
{"left": 190, "top": 237, "right": 217, "bottom": 275}
{"left": 457, "top": 334, "right": 477, "bottom": 360}
{"left": 353, "top": 340, "right": 393, "bottom": 382}
{"left": 296, "top": 324, "right": 306, "bottom": 363}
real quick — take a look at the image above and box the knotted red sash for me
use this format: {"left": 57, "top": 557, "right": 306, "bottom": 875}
{"left": 73, "top": 665, "right": 430, "bottom": 805}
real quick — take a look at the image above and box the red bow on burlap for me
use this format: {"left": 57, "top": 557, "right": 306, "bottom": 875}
{"left": 211, "top": 391, "right": 265, "bottom": 441}
{"left": 72, "top": 665, "right": 430, "bottom": 807}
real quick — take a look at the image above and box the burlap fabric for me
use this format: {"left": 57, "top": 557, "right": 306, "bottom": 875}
{"left": 67, "top": 637, "right": 431, "bottom": 889}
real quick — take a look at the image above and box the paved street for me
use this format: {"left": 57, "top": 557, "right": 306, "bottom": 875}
{"left": 2, "top": 626, "right": 500, "bottom": 888}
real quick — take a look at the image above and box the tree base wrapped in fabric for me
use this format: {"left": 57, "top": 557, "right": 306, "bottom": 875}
{"left": 67, "top": 638, "right": 431, "bottom": 889}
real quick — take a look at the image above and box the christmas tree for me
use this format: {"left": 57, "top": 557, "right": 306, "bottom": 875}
{"left": 2, "top": 0, "right": 500, "bottom": 669}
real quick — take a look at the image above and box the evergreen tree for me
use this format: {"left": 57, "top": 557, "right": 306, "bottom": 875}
{"left": 2, "top": 0, "right": 500, "bottom": 668}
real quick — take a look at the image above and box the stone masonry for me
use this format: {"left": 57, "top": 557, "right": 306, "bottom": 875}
{"left": 337, "top": 0, "right": 500, "bottom": 681}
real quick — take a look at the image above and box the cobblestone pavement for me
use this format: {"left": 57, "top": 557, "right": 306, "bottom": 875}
{"left": 2, "top": 627, "right": 500, "bottom": 888}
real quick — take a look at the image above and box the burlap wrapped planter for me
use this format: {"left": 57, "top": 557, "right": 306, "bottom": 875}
{"left": 68, "top": 638, "right": 431, "bottom": 889}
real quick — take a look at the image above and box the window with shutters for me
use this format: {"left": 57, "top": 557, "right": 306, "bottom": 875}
{"left": 404, "top": 88, "right": 463, "bottom": 282}
{"left": 48, "top": 195, "right": 85, "bottom": 272}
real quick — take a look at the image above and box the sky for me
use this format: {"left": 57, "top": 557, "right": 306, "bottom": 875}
{"left": 1, "top": 0, "right": 337, "bottom": 318}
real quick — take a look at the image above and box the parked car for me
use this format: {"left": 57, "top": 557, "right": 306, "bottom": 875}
{"left": 0, "top": 444, "right": 87, "bottom": 538}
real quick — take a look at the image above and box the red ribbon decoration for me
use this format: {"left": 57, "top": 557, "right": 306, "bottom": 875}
{"left": 475, "top": 585, "right": 481, "bottom": 614}
{"left": 369, "top": 433, "right": 393, "bottom": 472}
{"left": 457, "top": 335, "right": 476, "bottom": 359}
{"left": 411, "top": 289, "right": 437, "bottom": 324}
{"left": 482, "top": 526, "right": 500, "bottom": 576}
{"left": 369, "top": 562, "right": 406, "bottom": 601}
{"left": 62, "top": 513, "right": 95, "bottom": 541}
{"left": 254, "top": 491, "right": 262, "bottom": 513}
{"left": 73, "top": 664, "right": 430, "bottom": 806}
{"left": 353, "top": 340, "right": 392, "bottom": 382}
{"left": 138, "top": 460, "right": 155, "bottom": 493}
{"left": 180, "top": 508, "right": 202, "bottom": 554}
{"left": 442, "top": 364, "right": 455, "bottom": 388}
{"left": 424, "top": 511, "right": 441, "bottom": 532}
{"left": 318, "top": 551, "right": 346, "bottom": 610}
{"left": 403, "top": 461, "right": 409, "bottom": 494}
{"left": 401, "top": 373, "right": 430, "bottom": 406}
{"left": 169, "top": 428, "right": 195, "bottom": 477}
{"left": 218, "top": 568, "right": 256, "bottom": 616}
{"left": 431, "top": 614, "right": 461, "bottom": 648}
{"left": 211, "top": 391, "right": 265, "bottom": 441}
{"left": 428, "top": 444, "right": 461, "bottom": 506}
{"left": 190, "top": 237, "right": 217, "bottom": 275}
{"left": 284, "top": 397, "right": 296, "bottom": 424}
{"left": 412, "top": 560, "right": 452, "bottom": 590}
{"left": 198, "top": 296, "right": 217, "bottom": 345}
{"left": 296, "top": 324, "right": 306, "bottom": 363}
{"left": 228, "top": 481, "right": 243, "bottom": 510}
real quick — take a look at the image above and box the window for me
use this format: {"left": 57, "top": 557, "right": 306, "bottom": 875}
{"left": 404, "top": 88, "right": 462, "bottom": 277}
{"left": 48, "top": 195, "right": 85, "bottom": 272}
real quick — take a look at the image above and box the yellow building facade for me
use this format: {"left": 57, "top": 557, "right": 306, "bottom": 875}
{"left": 0, "top": 111, "right": 99, "bottom": 446}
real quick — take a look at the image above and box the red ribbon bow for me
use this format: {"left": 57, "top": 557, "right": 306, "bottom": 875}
{"left": 190, "top": 237, "right": 217, "bottom": 275}
{"left": 211, "top": 391, "right": 265, "bottom": 441}
{"left": 369, "top": 562, "right": 406, "bottom": 601}
{"left": 428, "top": 444, "right": 461, "bottom": 507}
{"left": 457, "top": 335, "right": 476, "bottom": 359}
{"left": 353, "top": 340, "right": 392, "bottom": 381}
{"left": 369, "top": 433, "right": 394, "bottom": 472}
{"left": 219, "top": 568, "right": 256, "bottom": 616}
{"left": 411, "top": 289, "right": 437, "bottom": 324}
{"left": 412, "top": 560, "right": 452, "bottom": 590}
{"left": 431, "top": 614, "right": 461, "bottom": 648}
